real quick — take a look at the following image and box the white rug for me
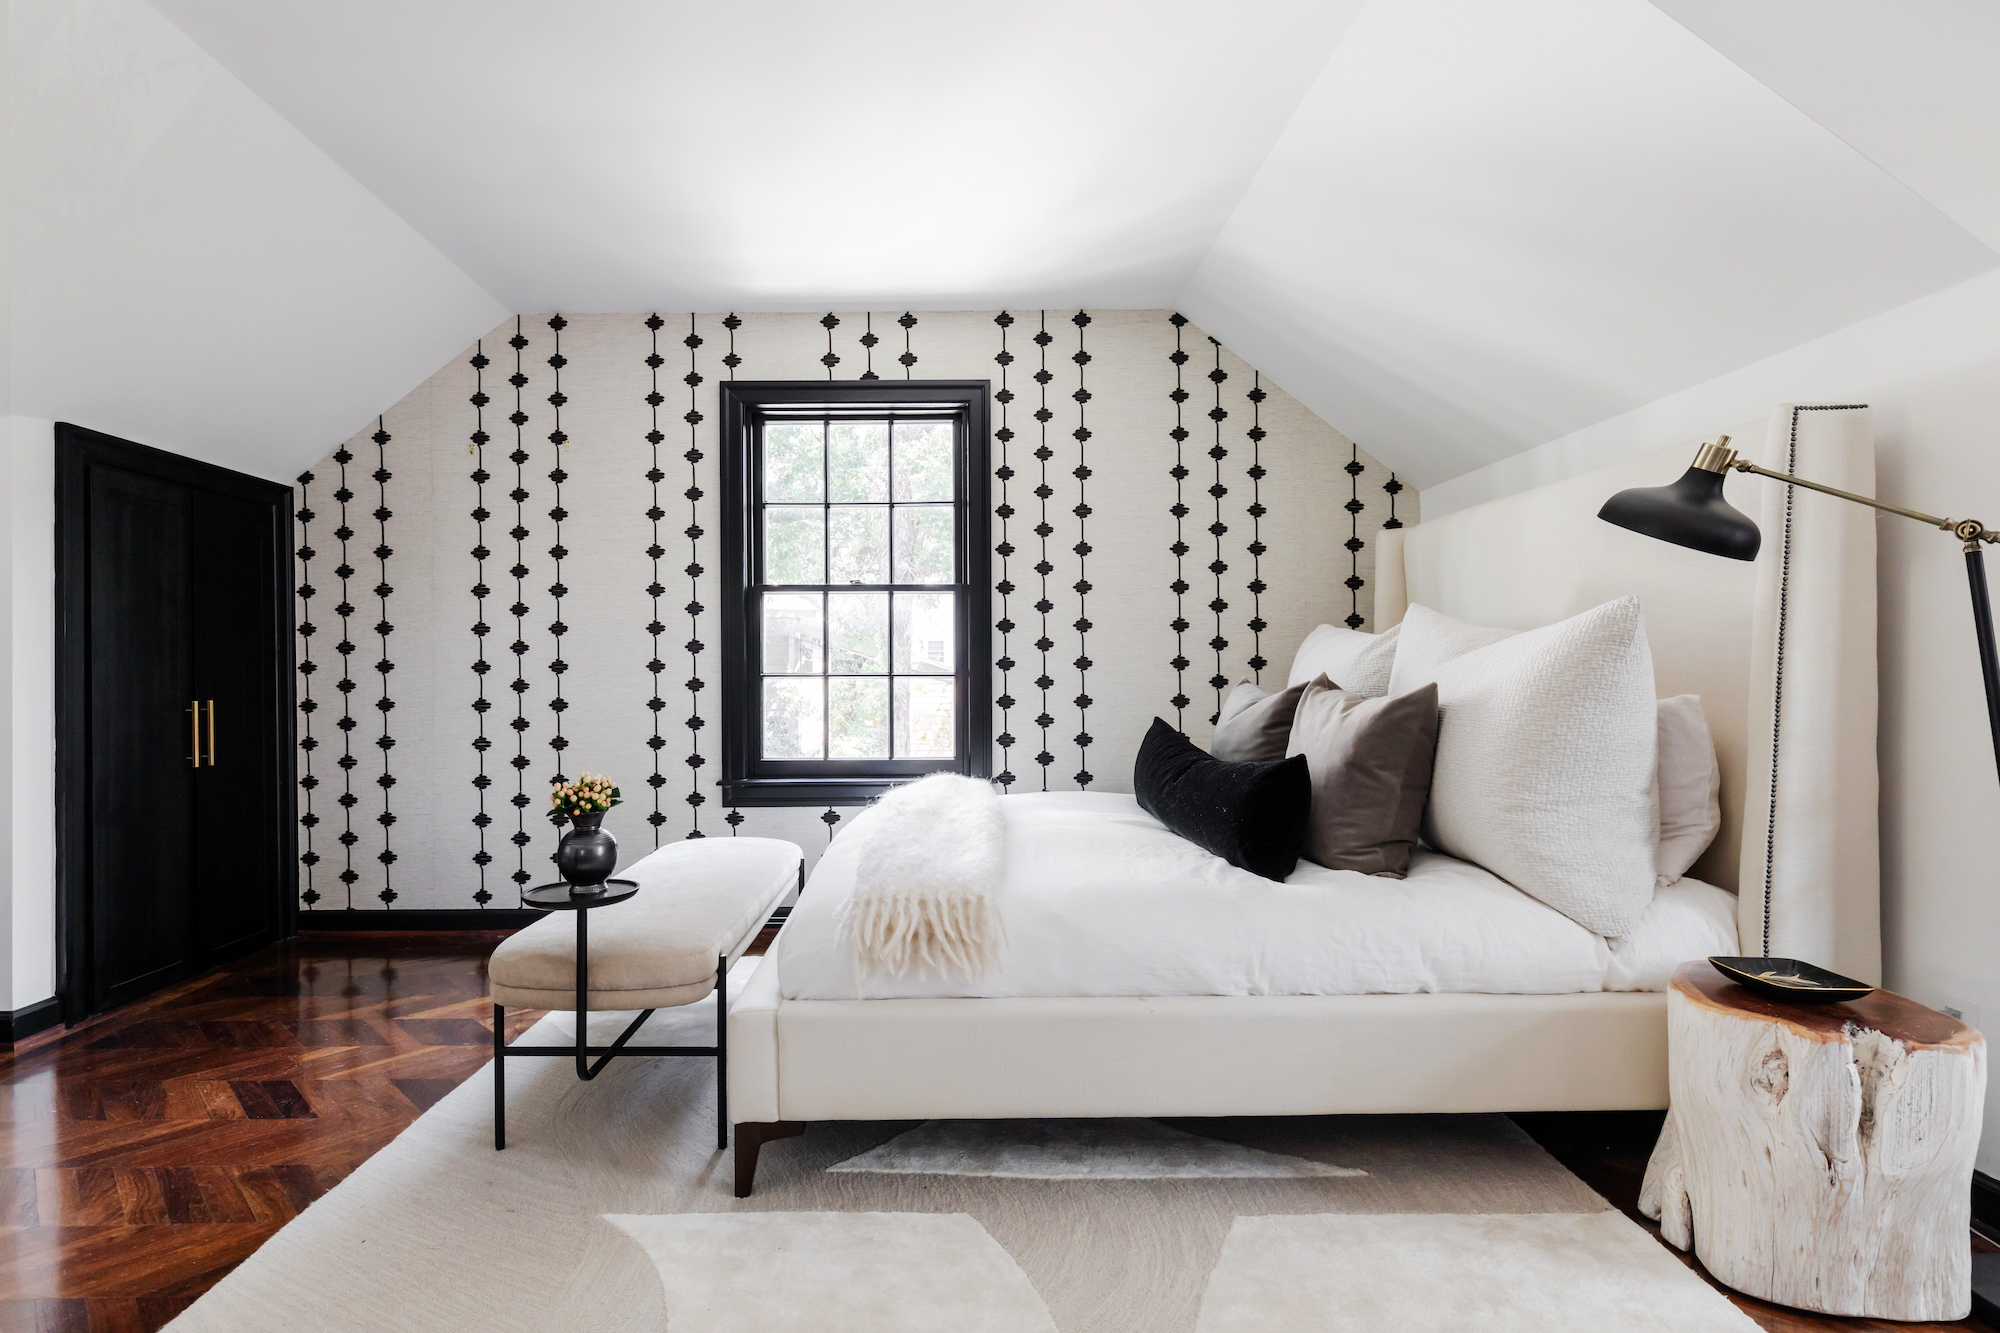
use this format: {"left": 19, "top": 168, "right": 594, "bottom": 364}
{"left": 827, "top": 1117, "right": 1367, "bottom": 1179}
{"left": 1194, "top": 1212, "right": 1760, "bottom": 1332}
{"left": 161, "top": 959, "right": 1746, "bottom": 1333}
{"left": 605, "top": 1211, "right": 1058, "bottom": 1333}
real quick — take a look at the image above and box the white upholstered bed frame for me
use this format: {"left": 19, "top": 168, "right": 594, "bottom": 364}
{"left": 726, "top": 403, "right": 1882, "bottom": 1191}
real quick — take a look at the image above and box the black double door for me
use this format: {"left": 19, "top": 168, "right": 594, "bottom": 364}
{"left": 58, "top": 424, "right": 294, "bottom": 1019}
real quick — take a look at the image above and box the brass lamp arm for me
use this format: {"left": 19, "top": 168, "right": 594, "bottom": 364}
{"left": 1723, "top": 458, "right": 1997, "bottom": 549}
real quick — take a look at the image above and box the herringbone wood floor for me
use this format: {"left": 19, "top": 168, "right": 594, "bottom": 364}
{"left": 0, "top": 932, "right": 1991, "bottom": 1332}
{"left": 0, "top": 931, "right": 542, "bottom": 1332}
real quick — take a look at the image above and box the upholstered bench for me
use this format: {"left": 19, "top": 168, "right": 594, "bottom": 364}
{"left": 489, "top": 836, "right": 802, "bottom": 1151}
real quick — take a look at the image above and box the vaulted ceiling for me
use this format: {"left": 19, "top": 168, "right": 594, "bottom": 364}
{"left": 24, "top": 0, "right": 2000, "bottom": 486}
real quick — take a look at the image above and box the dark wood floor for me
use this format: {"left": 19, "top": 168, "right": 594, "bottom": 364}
{"left": 2, "top": 934, "right": 1991, "bottom": 1333}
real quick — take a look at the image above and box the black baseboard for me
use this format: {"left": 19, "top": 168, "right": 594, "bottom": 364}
{"left": 1974, "top": 1170, "right": 2000, "bottom": 1325}
{"left": 1975, "top": 1169, "right": 2000, "bottom": 1236}
{"left": 297, "top": 909, "right": 544, "bottom": 931}
{"left": 4, "top": 996, "right": 61, "bottom": 1045}
{"left": 298, "top": 905, "right": 794, "bottom": 934}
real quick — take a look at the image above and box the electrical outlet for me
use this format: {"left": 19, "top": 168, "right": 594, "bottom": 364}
{"left": 1935, "top": 993, "right": 1983, "bottom": 1032}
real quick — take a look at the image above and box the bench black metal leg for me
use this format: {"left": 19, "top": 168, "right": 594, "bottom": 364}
{"left": 493, "top": 1002, "right": 506, "bottom": 1151}
{"left": 716, "top": 953, "right": 729, "bottom": 1150}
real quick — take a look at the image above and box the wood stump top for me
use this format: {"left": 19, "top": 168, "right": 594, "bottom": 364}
{"left": 1671, "top": 960, "right": 1981, "bottom": 1053}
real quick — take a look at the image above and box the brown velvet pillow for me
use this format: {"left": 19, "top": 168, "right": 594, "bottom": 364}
{"left": 1286, "top": 679, "right": 1440, "bottom": 878}
{"left": 1211, "top": 676, "right": 1318, "bottom": 762}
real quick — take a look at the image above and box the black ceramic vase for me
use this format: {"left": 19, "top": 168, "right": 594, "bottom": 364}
{"left": 555, "top": 812, "right": 617, "bottom": 892}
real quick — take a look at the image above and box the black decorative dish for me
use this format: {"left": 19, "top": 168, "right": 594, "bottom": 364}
{"left": 1708, "top": 956, "right": 1874, "bottom": 1004}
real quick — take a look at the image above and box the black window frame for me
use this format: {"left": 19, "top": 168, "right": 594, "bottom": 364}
{"left": 719, "top": 380, "right": 992, "bottom": 807}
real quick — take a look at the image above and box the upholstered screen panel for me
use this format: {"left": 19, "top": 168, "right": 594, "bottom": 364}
{"left": 1376, "top": 406, "right": 1879, "bottom": 981}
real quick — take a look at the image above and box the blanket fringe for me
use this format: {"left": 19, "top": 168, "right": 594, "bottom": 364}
{"left": 837, "top": 773, "right": 1006, "bottom": 981}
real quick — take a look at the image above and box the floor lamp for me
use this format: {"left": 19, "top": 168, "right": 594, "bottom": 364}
{"left": 1599, "top": 434, "right": 2000, "bottom": 1321}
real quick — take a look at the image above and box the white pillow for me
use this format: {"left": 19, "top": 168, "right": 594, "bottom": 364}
{"left": 1385, "top": 613, "right": 1516, "bottom": 696}
{"left": 1654, "top": 694, "right": 1721, "bottom": 886}
{"left": 1288, "top": 622, "right": 1401, "bottom": 695}
{"left": 1393, "top": 599, "right": 1659, "bottom": 937}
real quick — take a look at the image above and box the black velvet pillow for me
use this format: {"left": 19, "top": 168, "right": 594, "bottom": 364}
{"left": 1133, "top": 717, "right": 1312, "bottom": 881}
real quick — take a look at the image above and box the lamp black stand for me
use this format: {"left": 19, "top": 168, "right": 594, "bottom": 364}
{"left": 1599, "top": 434, "right": 2000, "bottom": 1323}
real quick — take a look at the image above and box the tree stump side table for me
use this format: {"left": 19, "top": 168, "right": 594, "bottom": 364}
{"left": 1640, "top": 960, "right": 1986, "bottom": 1321}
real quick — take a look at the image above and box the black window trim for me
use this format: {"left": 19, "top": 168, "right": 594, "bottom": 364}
{"left": 719, "top": 380, "right": 992, "bottom": 807}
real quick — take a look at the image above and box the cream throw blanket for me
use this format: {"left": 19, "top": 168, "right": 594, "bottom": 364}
{"left": 837, "top": 774, "right": 1006, "bottom": 979}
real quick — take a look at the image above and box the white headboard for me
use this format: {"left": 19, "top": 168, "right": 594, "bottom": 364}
{"left": 1375, "top": 405, "right": 1880, "bottom": 981}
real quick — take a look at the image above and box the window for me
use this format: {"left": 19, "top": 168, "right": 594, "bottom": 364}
{"left": 719, "top": 381, "right": 991, "bottom": 806}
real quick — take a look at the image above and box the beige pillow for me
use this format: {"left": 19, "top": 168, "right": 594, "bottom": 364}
{"left": 1212, "top": 677, "right": 1314, "bottom": 762}
{"left": 1286, "top": 679, "right": 1440, "bottom": 877}
{"left": 1287, "top": 622, "right": 1401, "bottom": 695}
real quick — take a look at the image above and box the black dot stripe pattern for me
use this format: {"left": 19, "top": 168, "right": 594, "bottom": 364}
{"left": 1245, "top": 375, "right": 1270, "bottom": 679}
{"left": 332, "top": 444, "right": 358, "bottom": 908}
{"left": 370, "top": 417, "right": 397, "bottom": 905}
{"left": 820, "top": 311, "right": 840, "bottom": 378}
{"left": 506, "top": 319, "right": 534, "bottom": 885}
{"left": 546, "top": 314, "right": 571, "bottom": 783}
{"left": 643, "top": 315, "right": 669, "bottom": 840}
{"left": 682, "top": 316, "right": 709, "bottom": 837}
{"left": 1383, "top": 472, "right": 1405, "bottom": 532}
{"left": 1069, "top": 311, "right": 1094, "bottom": 787}
{"left": 1167, "top": 314, "right": 1191, "bottom": 730}
{"left": 721, "top": 313, "right": 744, "bottom": 834}
{"left": 1206, "top": 340, "right": 1230, "bottom": 724}
{"left": 899, "top": 311, "right": 918, "bottom": 378}
{"left": 1031, "top": 312, "right": 1056, "bottom": 787}
{"left": 1344, "top": 443, "right": 1367, "bottom": 629}
{"left": 468, "top": 343, "right": 495, "bottom": 904}
{"left": 992, "top": 312, "right": 1018, "bottom": 790}
{"left": 859, "top": 312, "right": 880, "bottom": 381}
{"left": 295, "top": 471, "right": 320, "bottom": 907}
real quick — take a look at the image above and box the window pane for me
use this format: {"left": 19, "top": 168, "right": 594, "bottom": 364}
{"left": 829, "top": 677, "right": 890, "bottom": 758}
{"left": 892, "top": 505, "right": 954, "bottom": 583}
{"left": 892, "top": 591, "right": 955, "bottom": 674}
{"left": 828, "top": 422, "right": 889, "bottom": 502}
{"left": 827, "top": 505, "right": 889, "bottom": 584}
{"left": 762, "top": 678, "right": 825, "bottom": 759}
{"left": 764, "top": 422, "right": 823, "bottom": 502}
{"left": 894, "top": 677, "right": 955, "bottom": 758}
{"left": 764, "top": 506, "right": 825, "bottom": 584}
{"left": 892, "top": 421, "right": 953, "bottom": 501}
{"left": 761, "top": 593, "right": 823, "bottom": 674}
{"left": 827, "top": 592, "right": 888, "bottom": 673}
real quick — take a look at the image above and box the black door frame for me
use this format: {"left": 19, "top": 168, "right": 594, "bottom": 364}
{"left": 54, "top": 422, "right": 297, "bottom": 1023}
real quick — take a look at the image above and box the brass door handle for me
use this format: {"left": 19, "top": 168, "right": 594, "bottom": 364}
{"left": 186, "top": 700, "right": 217, "bottom": 767}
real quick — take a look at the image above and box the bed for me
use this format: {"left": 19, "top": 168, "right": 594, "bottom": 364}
{"left": 726, "top": 403, "right": 1882, "bottom": 1195}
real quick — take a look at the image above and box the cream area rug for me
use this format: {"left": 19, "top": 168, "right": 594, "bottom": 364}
{"left": 165, "top": 960, "right": 1754, "bottom": 1333}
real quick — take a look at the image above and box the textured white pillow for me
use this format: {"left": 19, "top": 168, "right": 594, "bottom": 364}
{"left": 1287, "top": 622, "right": 1401, "bottom": 695}
{"left": 1393, "top": 599, "right": 1659, "bottom": 937}
{"left": 1654, "top": 694, "right": 1721, "bottom": 886}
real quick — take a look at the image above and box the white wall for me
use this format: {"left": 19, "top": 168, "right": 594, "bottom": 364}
{"left": 1427, "top": 266, "right": 2000, "bottom": 1174}
{"left": 1, "top": 416, "right": 53, "bottom": 1011}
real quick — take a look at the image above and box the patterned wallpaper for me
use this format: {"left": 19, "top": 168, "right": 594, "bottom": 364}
{"left": 292, "top": 311, "right": 1417, "bottom": 911}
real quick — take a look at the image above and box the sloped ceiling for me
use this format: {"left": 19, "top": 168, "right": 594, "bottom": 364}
{"left": 59, "top": 0, "right": 2000, "bottom": 484}
{"left": 1175, "top": 0, "right": 1998, "bottom": 486}
{"left": 145, "top": 0, "right": 1369, "bottom": 312}
{"left": 10, "top": 0, "right": 506, "bottom": 479}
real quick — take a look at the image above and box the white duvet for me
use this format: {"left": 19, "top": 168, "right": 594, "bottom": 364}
{"left": 775, "top": 792, "right": 1736, "bottom": 1001}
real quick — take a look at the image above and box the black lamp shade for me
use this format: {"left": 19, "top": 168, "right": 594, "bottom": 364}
{"left": 1598, "top": 466, "right": 1761, "bottom": 561}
